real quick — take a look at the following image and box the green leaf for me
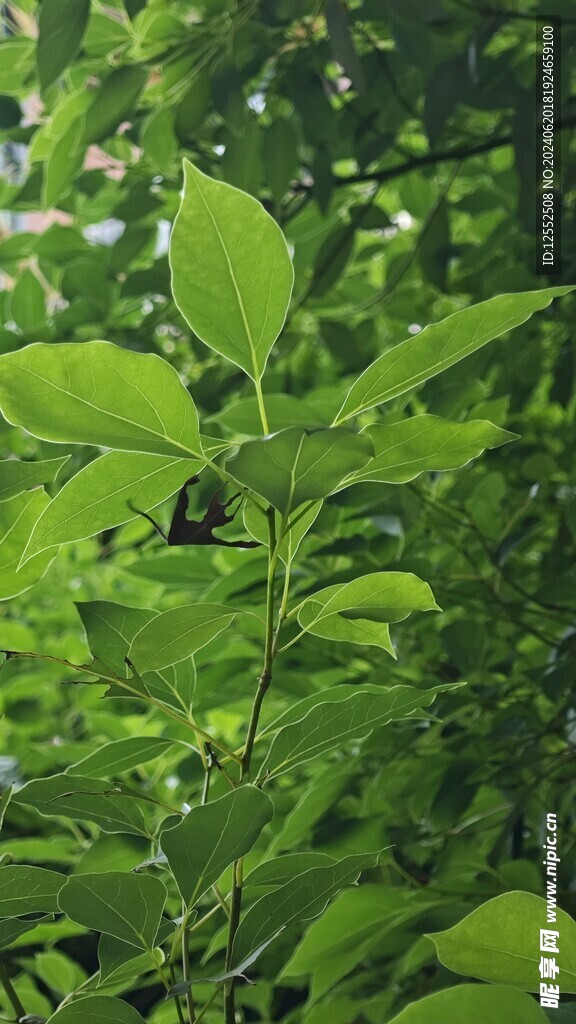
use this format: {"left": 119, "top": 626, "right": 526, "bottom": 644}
{"left": 246, "top": 853, "right": 336, "bottom": 887}
{"left": 232, "top": 851, "right": 380, "bottom": 964}
{"left": 13, "top": 775, "right": 151, "bottom": 837}
{"left": 98, "top": 918, "right": 173, "bottom": 982}
{"left": 84, "top": 66, "right": 148, "bottom": 145}
{"left": 0, "top": 342, "right": 202, "bottom": 458}
{"left": 42, "top": 119, "right": 86, "bottom": 209}
{"left": 47, "top": 995, "right": 147, "bottom": 1023}
{"left": 161, "top": 786, "right": 274, "bottom": 907}
{"left": 129, "top": 604, "right": 237, "bottom": 672}
{"left": 263, "top": 119, "right": 299, "bottom": 206}
{"left": 141, "top": 106, "right": 178, "bottom": 176}
{"left": 0, "top": 865, "right": 64, "bottom": 917}
{"left": 22, "top": 451, "right": 202, "bottom": 560}
{"left": 228, "top": 427, "right": 374, "bottom": 514}
{"left": 58, "top": 872, "right": 166, "bottom": 949}
{"left": 0, "top": 916, "right": 49, "bottom": 949}
{"left": 386, "top": 984, "right": 548, "bottom": 1024}
{"left": 351, "top": 416, "right": 517, "bottom": 483}
{"left": 262, "top": 683, "right": 454, "bottom": 777}
{"left": 66, "top": 737, "right": 178, "bottom": 779}
{"left": 336, "top": 287, "right": 575, "bottom": 422}
{"left": 36, "top": 0, "right": 91, "bottom": 92}
{"left": 297, "top": 571, "right": 440, "bottom": 653}
{"left": 169, "top": 929, "right": 285, "bottom": 991}
{"left": 76, "top": 600, "right": 157, "bottom": 676}
{"left": 0, "top": 456, "right": 68, "bottom": 502}
{"left": 427, "top": 891, "right": 576, "bottom": 992}
{"left": 10, "top": 269, "right": 45, "bottom": 332}
{"left": 0, "top": 490, "right": 55, "bottom": 600}
{"left": 170, "top": 160, "right": 294, "bottom": 380}
{"left": 244, "top": 500, "right": 322, "bottom": 564}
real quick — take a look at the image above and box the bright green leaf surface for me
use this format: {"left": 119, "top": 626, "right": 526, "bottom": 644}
{"left": 0, "top": 456, "right": 69, "bottom": 502}
{"left": 129, "top": 603, "right": 237, "bottom": 671}
{"left": 228, "top": 427, "right": 374, "bottom": 513}
{"left": 47, "top": 994, "right": 147, "bottom": 1023}
{"left": 58, "top": 871, "right": 166, "bottom": 949}
{"left": 0, "top": 489, "right": 55, "bottom": 600}
{"left": 232, "top": 851, "right": 380, "bottom": 964}
{"left": 336, "top": 288, "right": 575, "bottom": 422}
{"left": 262, "top": 683, "right": 454, "bottom": 776}
{"left": 427, "top": 891, "right": 576, "bottom": 992}
{"left": 13, "top": 775, "right": 151, "bottom": 837}
{"left": 170, "top": 160, "right": 294, "bottom": 380}
{"left": 161, "top": 786, "right": 274, "bottom": 906}
{"left": 386, "top": 984, "right": 548, "bottom": 1024}
{"left": 36, "top": 0, "right": 91, "bottom": 91}
{"left": 352, "top": 416, "right": 517, "bottom": 483}
{"left": 0, "top": 342, "right": 202, "bottom": 458}
{"left": 22, "top": 451, "right": 202, "bottom": 560}
{"left": 297, "top": 571, "right": 439, "bottom": 652}
{"left": 0, "top": 865, "right": 64, "bottom": 917}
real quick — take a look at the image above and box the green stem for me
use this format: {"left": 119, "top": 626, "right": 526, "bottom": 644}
{"left": 254, "top": 376, "right": 270, "bottom": 434}
{"left": 0, "top": 963, "right": 25, "bottom": 1021}
{"left": 182, "top": 920, "right": 196, "bottom": 1023}
{"left": 224, "top": 507, "right": 280, "bottom": 1023}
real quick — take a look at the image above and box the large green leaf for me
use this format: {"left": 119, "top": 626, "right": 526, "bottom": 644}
{"left": 170, "top": 160, "right": 294, "bottom": 380}
{"left": 0, "top": 489, "right": 55, "bottom": 600}
{"left": 161, "top": 786, "right": 274, "bottom": 906}
{"left": 427, "top": 892, "right": 576, "bottom": 992}
{"left": 0, "top": 865, "right": 65, "bottom": 917}
{"left": 129, "top": 603, "right": 237, "bottom": 671}
{"left": 13, "top": 775, "right": 151, "bottom": 837}
{"left": 58, "top": 872, "right": 166, "bottom": 949}
{"left": 0, "top": 342, "right": 202, "bottom": 458}
{"left": 228, "top": 427, "right": 374, "bottom": 514}
{"left": 350, "top": 416, "right": 517, "bottom": 483}
{"left": 262, "top": 683, "right": 455, "bottom": 777}
{"left": 0, "top": 455, "right": 69, "bottom": 502}
{"left": 47, "top": 995, "right": 147, "bottom": 1023}
{"left": 22, "top": 451, "right": 202, "bottom": 560}
{"left": 232, "top": 852, "right": 380, "bottom": 964}
{"left": 336, "top": 287, "right": 575, "bottom": 422}
{"left": 386, "top": 985, "right": 548, "bottom": 1024}
{"left": 36, "top": 0, "right": 91, "bottom": 92}
{"left": 297, "top": 571, "right": 439, "bottom": 653}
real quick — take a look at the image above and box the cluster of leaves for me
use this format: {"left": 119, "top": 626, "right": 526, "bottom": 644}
{"left": 0, "top": 2, "right": 575, "bottom": 1024}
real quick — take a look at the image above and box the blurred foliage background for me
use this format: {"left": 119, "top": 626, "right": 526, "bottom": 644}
{"left": 0, "top": 0, "right": 575, "bottom": 1021}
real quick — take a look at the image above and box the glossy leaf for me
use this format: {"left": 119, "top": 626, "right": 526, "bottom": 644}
{"left": 22, "top": 451, "right": 202, "bottom": 560}
{"left": 170, "top": 160, "right": 294, "bottom": 380}
{"left": 47, "top": 995, "right": 147, "bottom": 1023}
{"left": 427, "top": 892, "right": 576, "bottom": 992}
{"left": 161, "top": 786, "right": 274, "bottom": 906}
{"left": 58, "top": 871, "right": 166, "bottom": 949}
{"left": 352, "top": 416, "right": 517, "bottom": 483}
{"left": 0, "top": 456, "right": 68, "bottom": 503}
{"left": 336, "top": 287, "right": 575, "bottom": 422}
{"left": 297, "top": 571, "right": 439, "bottom": 653}
{"left": 228, "top": 427, "right": 374, "bottom": 513}
{"left": 13, "top": 775, "right": 151, "bottom": 837}
{"left": 386, "top": 984, "right": 548, "bottom": 1024}
{"left": 36, "top": 0, "right": 91, "bottom": 91}
{"left": 232, "top": 851, "right": 380, "bottom": 964}
{"left": 262, "top": 683, "right": 455, "bottom": 777}
{"left": 0, "top": 342, "right": 202, "bottom": 458}
{"left": 0, "top": 490, "right": 55, "bottom": 600}
{"left": 0, "top": 865, "right": 64, "bottom": 917}
{"left": 129, "top": 603, "right": 237, "bottom": 671}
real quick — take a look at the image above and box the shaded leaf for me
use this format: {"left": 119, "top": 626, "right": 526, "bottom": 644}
{"left": 36, "top": 0, "right": 91, "bottom": 92}
{"left": 13, "top": 775, "right": 151, "bottom": 837}
{"left": 58, "top": 872, "right": 166, "bottom": 949}
{"left": 161, "top": 786, "right": 274, "bottom": 907}
{"left": 47, "top": 995, "right": 147, "bottom": 1023}
{"left": 0, "top": 456, "right": 69, "bottom": 503}
{"left": 386, "top": 984, "right": 548, "bottom": 1024}
{"left": 0, "top": 490, "right": 55, "bottom": 601}
{"left": 0, "top": 865, "right": 65, "bottom": 917}
{"left": 129, "top": 603, "right": 237, "bottom": 672}
{"left": 66, "top": 737, "right": 178, "bottom": 779}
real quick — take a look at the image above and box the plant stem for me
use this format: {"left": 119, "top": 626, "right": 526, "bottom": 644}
{"left": 254, "top": 376, "right": 270, "bottom": 434}
{"left": 224, "top": 507, "right": 280, "bottom": 1023}
{"left": 182, "top": 920, "right": 196, "bottom": 1023}
{"left": 0, "top": 963, "right": 25, "bottom": 1021}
